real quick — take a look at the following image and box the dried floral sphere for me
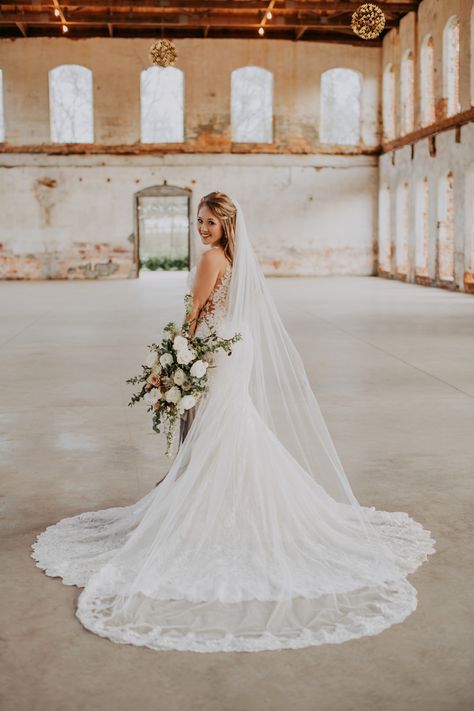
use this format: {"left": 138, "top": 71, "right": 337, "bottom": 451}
{"left": 351, "top": 3, "right": 386, "bottom": 40}
{"left": 149, "top": 39, "right": 178, "bottom": 68}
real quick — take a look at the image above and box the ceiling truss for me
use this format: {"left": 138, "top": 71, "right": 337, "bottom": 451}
{"left": 0, "top": 1, "right": 421, "bottom": 45}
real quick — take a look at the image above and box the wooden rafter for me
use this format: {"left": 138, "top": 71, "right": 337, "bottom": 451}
{"left": 0, "top": 1, "right": 422, "bottom": 43}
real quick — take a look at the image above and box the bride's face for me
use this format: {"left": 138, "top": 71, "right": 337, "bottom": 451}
{"left": 197, "top": 205, "right": 224, "bottom": 247}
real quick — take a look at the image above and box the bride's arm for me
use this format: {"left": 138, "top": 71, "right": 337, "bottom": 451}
{"left": 184, "top": 250, "right": 221, "bottom": 336}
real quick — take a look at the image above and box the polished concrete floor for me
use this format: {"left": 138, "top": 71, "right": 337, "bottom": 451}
{"left": 1, "top": 273, "right": 473, "bottom": 711}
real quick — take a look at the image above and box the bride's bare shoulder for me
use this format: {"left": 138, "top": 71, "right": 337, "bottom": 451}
{"left": 198, "top": 247, "right": 226, "bottom": 270}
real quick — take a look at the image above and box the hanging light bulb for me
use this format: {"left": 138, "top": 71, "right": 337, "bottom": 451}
{"left": 258, "top": 27, "right": 264, "bottom": 36}
{"left": 62, "top": 24, "right": 68, "bottom": 33}
{"left": 54, "top": 8, "right": 60, "bottom": 16}
{"left": 266, "top": 11, "right": 272, "bottom": 20}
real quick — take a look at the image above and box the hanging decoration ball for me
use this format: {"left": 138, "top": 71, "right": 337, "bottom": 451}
{"left": 351, "top": 3, "right": 386, "bottom": 40}
{"left": 149, "top": 39, "right": 178, "bottom": 68}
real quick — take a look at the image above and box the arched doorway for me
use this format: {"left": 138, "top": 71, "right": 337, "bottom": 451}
{"left": 134, "top": 184, "right": 191, "bottom": 276}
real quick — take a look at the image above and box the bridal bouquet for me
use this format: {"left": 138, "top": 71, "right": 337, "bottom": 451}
{"left": 126, "top": 295, "right": 242, "bottom": 456}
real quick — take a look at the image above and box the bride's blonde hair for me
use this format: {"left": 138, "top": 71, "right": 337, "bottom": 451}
{"left": 198, "top": 192, "right": 237, "bottom": 265}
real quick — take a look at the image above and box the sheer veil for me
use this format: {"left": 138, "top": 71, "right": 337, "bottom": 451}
{"left": 32, "top": 195, "right": 436, "bottom": 653}
{"left": 227, "top": 198, "right": 371, "bottom": 511}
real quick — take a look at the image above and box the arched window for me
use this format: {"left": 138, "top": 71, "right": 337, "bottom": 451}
{"left": 378, "top": 185, "right": 392, "bottom": 271}
{"left": 420, "top": 35, "right": 435, "bottom": 126}
{"left": 231, "top": 66, "right": 273, "bottom": 143}
{"left": 400, "top": 50, "right": 414, "bottom": 135}
{"left": 141, "top": 66, "right": 184, "bottom": 143}
{"left": 320, "top": 67, "right": 362, "bottom": 145}
{"left": 382, "top": 63, "right": 396, "bottom": 141}
{"left": 438, "top": 171, "right": 455, "bottom": 281}
{"left": 396, "top": 182, "right": 409, "bottom": 275}
{"left": 49, "top": 64, "right": 94, "bottom": 143}
{"left": 415, "top": 177, "right": 430, "bottom": 276}
{"left": 0, "top": 69, "right": 4, "bottom": 142}
{"left": 443, "top": 16, "right": 460, "bottom": 116}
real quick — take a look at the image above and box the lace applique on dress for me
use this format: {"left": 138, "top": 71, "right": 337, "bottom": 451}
{"left": 194, "top": 261, "right": 232, "bottom": 338}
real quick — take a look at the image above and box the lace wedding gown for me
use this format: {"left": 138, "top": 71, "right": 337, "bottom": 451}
{"left": 32, "top": 220, "right": 435, "bottom": 653}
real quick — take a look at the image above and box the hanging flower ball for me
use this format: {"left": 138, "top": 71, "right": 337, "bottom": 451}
{"left": 351, "top": 3, "right": 386, "bottom": 40}
{"left": 149, "top": 39, "right": 178, "bottom": 68}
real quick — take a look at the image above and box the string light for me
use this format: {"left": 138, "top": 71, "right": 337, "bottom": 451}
{"left": 53, "top": 1, "right": 69, "bottom": 34}
{"left": 258, "top": 2, "right": 275, "bottom": 36}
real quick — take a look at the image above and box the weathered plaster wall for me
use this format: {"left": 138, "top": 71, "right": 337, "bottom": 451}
{"left": 0, "top": 36, "right": 382, "bottom": 279}
{"left": 0, "top": 153, "right": 378, "bottom": 279}
{"left": 380, "top": 0, "right": 474, "bottom": 293}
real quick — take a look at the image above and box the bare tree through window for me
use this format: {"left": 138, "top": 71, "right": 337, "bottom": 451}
{"left": 49, "top": 64, "right": 93, "bottom": 143}
{"left": 320, "top": 68, "right": 362, "bottom": 145}
{"left": 231, "top": 66, "right": 273, "bottom": 143}
{"left": 141, "top": 67, "right": 184, "bottom": 143}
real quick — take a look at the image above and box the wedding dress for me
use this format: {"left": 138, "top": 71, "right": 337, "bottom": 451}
{"left": 31, "top": 198, "right": 435, "bottom": 653}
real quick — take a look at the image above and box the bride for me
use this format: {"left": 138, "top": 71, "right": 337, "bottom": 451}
{"left": 31, "top": 192, "right": 435, "bottom": 653}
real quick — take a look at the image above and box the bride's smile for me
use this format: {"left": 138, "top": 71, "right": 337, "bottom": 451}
{"left": 197, "top": 204, "right": 225, "bottom": 247}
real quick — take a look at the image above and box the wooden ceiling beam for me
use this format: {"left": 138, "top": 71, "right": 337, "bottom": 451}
{"left": 0, "top": 24, "right": 382, "bottom": 45}
{"left": 0, "top": 1, "right": 420, "bottom": 11}
{"left": 16, "top": 21, "right": 27, "bottom": 36}
{"left": 295, "top": 25, "right": 308, "bottom": 40}
{"left": 0, "top": 11, "right": 399, "bottom": 30}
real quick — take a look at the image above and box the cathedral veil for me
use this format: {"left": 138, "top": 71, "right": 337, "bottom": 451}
{"left": 227, "top": 198, "right": 373, "bottom": 511}
{"left": 32, "top": 196, "right": 436, "bottom": 653}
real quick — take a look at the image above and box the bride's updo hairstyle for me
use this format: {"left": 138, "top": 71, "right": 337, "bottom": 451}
{"left": 198, "top": 192, "right": 237, "bottom": 265}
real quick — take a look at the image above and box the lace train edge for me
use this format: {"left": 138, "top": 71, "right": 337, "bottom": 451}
{"left": 74, "top": 578, "right": 419, "bottom": 653}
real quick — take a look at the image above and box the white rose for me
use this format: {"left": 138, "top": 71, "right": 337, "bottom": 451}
{"left": 190, "top": 360, "right": 208, "bottom": 379}
{"left": 165, "top": 386, "right": 181, "bottom": 404}
{"left": 181, "top": 394, "right": 197, "bottom": 410}
{"left": 173, "top": 368, "right": 186, "bottom": 386}
{"left": 144, "top": 389, "right": 161, "bottom": 405}
{"left": 176, "top": 347, "right": 196, "bottom": 365}
{"left": 145, "top": 351, "right": 159, "bottom": 368}
{"left": 173, "top": 335, "right": 188, "bottom": 351}
{"left": 159, "top": 352, "right": 173, "bottom": 367}
{"left": 177, "top": 402, "right": 186, "bottom": 416}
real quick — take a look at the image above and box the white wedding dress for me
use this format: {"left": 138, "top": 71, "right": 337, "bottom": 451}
{"left": 31, "top": 199, "right": 435, "bottom": 653}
